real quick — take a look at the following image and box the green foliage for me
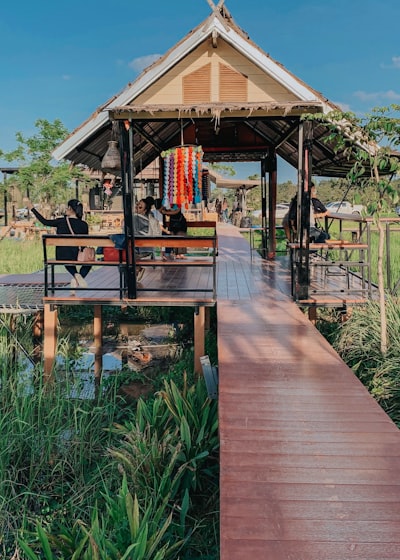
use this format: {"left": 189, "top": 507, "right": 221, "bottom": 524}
{"left": 13, "top": 375, "right": 219, "bottom": 558}
{"left": 332, "top": 297, "right": 400, "bottom": 424}
{"left": 208, "top": 163, "right": 236, "bottom": 177}
{"left": 0, "top": 118, "right": 88, "bottom": 206}
{"left": 303, "top": 105, "right": 400, "bottom": 215}
{"left": 0, "top": 313, "right": 219, "bottom": 557}
{"left": 0, "top": 239, "right": 46, "bottom": 274}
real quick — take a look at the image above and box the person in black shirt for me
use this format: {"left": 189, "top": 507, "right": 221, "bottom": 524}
{"left": 162, "top": 204, "right": 187, "bottom": 260}
{"left": 26, "top": 198, "right": 91, "bottom": 293}
{"left": 283, "top": 183, "right": 329, "bottom": 242}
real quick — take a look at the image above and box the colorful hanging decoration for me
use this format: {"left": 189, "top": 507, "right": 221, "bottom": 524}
{"left": 161, "top": 145, "right": 203, "bottom": 207}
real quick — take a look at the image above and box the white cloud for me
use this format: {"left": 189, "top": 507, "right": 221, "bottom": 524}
{"left": 380, "top": 56, "right": 400, "bottom": 69}
{"left": 392, "top": 56, "right": 400, "bottom": 69}
{"left": 353, "top": 89, "right": 400, "bottom": 102}
{"left": 333, "top": 101, "right": 351, "bottom": 112}
{"left": 128, "top": 54, "right": 161, "bottom": 73}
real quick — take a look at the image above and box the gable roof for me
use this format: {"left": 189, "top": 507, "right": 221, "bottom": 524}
{"left": 52, "top": 5, "right": 361, "bottom": 178}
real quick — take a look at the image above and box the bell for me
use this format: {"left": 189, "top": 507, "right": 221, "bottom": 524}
{"left": 101, "top": 141, "right": 121, "bottom": 174}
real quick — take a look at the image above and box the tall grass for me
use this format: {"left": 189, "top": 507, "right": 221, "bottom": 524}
{"left": 0, "top": 239, "right": 46, "bottom": 274}
{"left": 9, "top": 376, "right": 219, "bottom": 558}
{"left": 0, "top": 315, "right": 219, "bottom": 558}
{"left": 323, "top": 296, "right": 400, "bottom": 426}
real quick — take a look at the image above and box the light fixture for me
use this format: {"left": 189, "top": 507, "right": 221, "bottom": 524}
{"left": 101, "top": 140, "right": 121, "bottom": 175}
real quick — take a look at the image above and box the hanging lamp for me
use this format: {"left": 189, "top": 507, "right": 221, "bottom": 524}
{"left": 101, "top": 140, "right": 121, "bottom": 175}
{"left": 101, "top": 121, "right": 121, "bottom": 175}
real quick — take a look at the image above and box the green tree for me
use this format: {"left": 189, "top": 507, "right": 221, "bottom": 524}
{"left": 0, "top": 119, "right": 85, "bottom": 207}
{"left": 209, "top": 163, "right": 236, "bottom": 177}
{"left": 305, "top": 105, "right": 400, "bottom": 354}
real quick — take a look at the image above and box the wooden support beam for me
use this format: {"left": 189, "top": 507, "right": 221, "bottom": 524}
{"left": 267, "top": 150, "right": 277, "bottom": 258}
{"left": 43, "top": 304, "right": 58, "bottom": 381}
{"left": 32, "top": 310, "right": 44, "bottom": 364}
{"left": 93, "top": 305, "right": 103, "bottom": 380}
{"left": 308, "top": 307, "right": 317, "bottom": 324}
{"left": 194, "top": 306, "right": 205, "bottom": 375}
{"left": 205, "top": 307, "right": 211, "bottom": 331}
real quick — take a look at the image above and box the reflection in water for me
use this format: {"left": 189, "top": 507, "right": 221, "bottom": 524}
{"left": 11, "top": 323, "right": 178, "bottom": 399}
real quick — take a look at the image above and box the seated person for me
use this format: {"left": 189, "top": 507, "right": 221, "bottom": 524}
{"left": 283, "top": 184, "right": 330, "bottom": 243}
{"left": 134, "top": 198, "right": 161, "bottom": 280}
{"left": 161, "top": 204, "right": 187, "bottom": 260}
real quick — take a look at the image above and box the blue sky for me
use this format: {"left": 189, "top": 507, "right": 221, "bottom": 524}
{"left": 1, "top": 0, "right": 399, "bottom": 182}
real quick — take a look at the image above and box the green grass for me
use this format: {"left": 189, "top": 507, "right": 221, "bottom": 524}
{"left": 0, "top": 239, "right": 47, "bottom": 274}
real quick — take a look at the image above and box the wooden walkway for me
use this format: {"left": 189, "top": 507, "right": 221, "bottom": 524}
{"left": 216, "top": 224, "right": 400, "bottom": 559}
{"left": 2, "top": 225, "right": 400, "bottom": 558}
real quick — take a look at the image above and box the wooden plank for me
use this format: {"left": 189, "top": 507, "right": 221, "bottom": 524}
{"left": 215, "top": 232, "right": 400, "bottom": 560}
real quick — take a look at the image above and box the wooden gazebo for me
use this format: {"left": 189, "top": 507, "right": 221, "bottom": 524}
{"left": 52, "top": 0, "right": 365, "bottom": 296}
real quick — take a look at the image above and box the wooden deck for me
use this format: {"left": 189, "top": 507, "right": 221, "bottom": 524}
{"left": 216, "top": 224, "right": 400, "bottom": 559}
{"left": 2, "top": 224, "right": 400, "bottom": 558}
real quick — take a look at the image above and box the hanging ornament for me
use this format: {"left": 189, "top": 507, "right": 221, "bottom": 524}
{"left": 161, "top": 145, "right": 203, "bottom": 206}
{"left": 101, "top": 141, "right": 121, "bottom": 175}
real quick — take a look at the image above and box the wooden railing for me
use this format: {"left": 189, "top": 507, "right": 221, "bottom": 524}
{"left": 42, "top": 221, "right": 217, "bottom": 300}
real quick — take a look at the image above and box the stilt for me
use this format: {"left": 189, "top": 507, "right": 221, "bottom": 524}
{"left": 308, "top": 306, "right": 317, "bottom": 324}
{"left": 205, "top": 307, "right": 211, "bottom": 331}
{"left": 32, "top": 310, "right": 44, "bottom": 364}
{"left": 120, "top": 322, "right": 129, "bottom": 366}
{"left": 93, "top": 305, "right": 103, "bottom": 380}
{"left": 194, "top": 306, "right": 205, "bottom": 375}
{"left": 43, "top": 304, "right": 58, "bottom": 381}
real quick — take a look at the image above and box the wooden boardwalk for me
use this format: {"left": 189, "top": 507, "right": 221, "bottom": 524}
{"left": 216, "top": 224, "right": 400, "bottom": 559}
{"left": 2, "top": 224, "right": 400, "bottom": 558}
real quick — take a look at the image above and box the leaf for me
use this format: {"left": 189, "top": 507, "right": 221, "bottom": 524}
{"left": 180, "top": 488, "right": 190, "bottom": 528}
{"left": 36, "top": 523, "right": 55, "bottom": 560}
{"left": 17, "top": 541, "right": 40, "bottom": 560}
{"left": 126, "top": 491, "right": 138, "bottom": 540}
{"left": 120, "top": 543, "right": 138, "bottom": 560}
{"left": 133, "top": 523, "right": 149, "bottom": 560}
{"left": 180, "top": 415, "right": 192, "bottom": 451}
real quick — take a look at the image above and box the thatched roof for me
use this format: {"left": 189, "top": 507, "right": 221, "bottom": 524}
{"left": 52, "top": 4, "right": 383, "bottom": 179}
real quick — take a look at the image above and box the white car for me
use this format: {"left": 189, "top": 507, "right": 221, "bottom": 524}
{"left": 252, "top": 203, "right": 290, "bottom": 219}
{"left": 326, "top": 201, "right": 364, "bottom": 216}
{"left": 16, "top": 208, "right": 29, "bottom": 219}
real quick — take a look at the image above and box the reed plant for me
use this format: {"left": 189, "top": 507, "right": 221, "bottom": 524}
{"left": 12, "top": 375, "right": 219, "bottom": 558}
{"left": 0, "top": 314, "right": 219, "bottom": 558}
{"left": 0, "top": 361, "right": 124, "bottom": 556}
{"left": 330, "top": 295, "right": 400, "bottom": 425}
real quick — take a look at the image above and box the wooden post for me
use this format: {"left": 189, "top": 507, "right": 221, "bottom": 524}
{"left": 93, "top": 305, "right": 103, "bottom": 380}
{"left": 32, "top": 310, "right": 44, "bottom": 364}
{"left": 308, "top": 307, "right": 317, "bottom": 324}
{"left": 194, "top": 306, "right": 205, "bottom": 375}
{"left": 205, "top": 307, "right": 211, "bottom": 331}
{"left": 267, "top": 150, "right": 277, "bottom": 259}
{"left": 43, "top": 304, "right": 58, "bottom": 381}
